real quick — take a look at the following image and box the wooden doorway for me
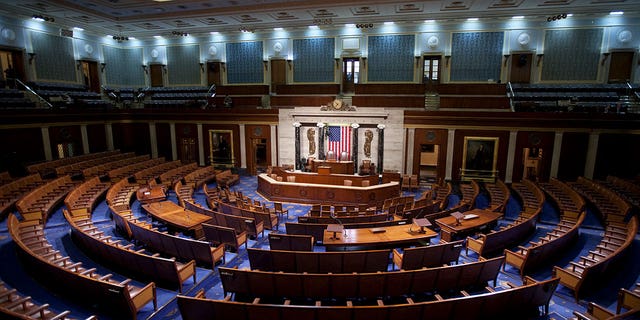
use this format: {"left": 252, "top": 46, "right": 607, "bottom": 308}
{"left": 608, "top": 51, "right": 634, "bottom": 83}
{"left": 207, "top": 61, "right": 222, "bottom": 86}
{"left": 247, "top": 138, "right": 268, "bottom": 175}
{"left": 79, "top": 60, "right": 100, "bottom": 92}
{"left": 522, "top": 147, "right": 543, "bottom": 182}
{"left": 509, "top": 53, "right": 532, "bottom": 84}
{"left": 419, "top": 144, "right": 439, "bottom": 183}
{"left": 180, "top": 138, "right": 196, "bottom": 163}
{"left": 150, "top": 64, "right": 164, "bottom": 87}
{"left": 342, "top": 57, "right": 360, "bottom": 93}
{"left": 423, "top": 55, "right": 441, "bottom": 92}
{"left": 0, "top": 48, "right": 26, "bottom": 88}
{"left": 270, "top": 59, "right": 286, "bottom": 93}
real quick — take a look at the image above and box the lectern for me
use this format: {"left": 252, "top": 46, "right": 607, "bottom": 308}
{"left": 410, "top": 218, "right": 432, "bottom": 234}
{"left": 326, "top": 224, "right": 344, "bottom": 240}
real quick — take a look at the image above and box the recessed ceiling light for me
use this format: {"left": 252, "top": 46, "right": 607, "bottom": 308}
{"left": 609, "top": 11, "right": 623, "bottom": 15}
{"left": 566, "top": 13, "right": 573, "bottom": 17}
{"left": 210, "top": 31, "right": 219, "bottom": 35}
{"left": 467, "top": 17, "right": 479, "bottom": 21}
{"left": 424, "top": 20, "right": 435, "bottom": 23}
{"left": 273, "top": 27, "right": 283, "bottom": 31}
{"left": 308, "top": 25, "right": 319, "bottom": 29}
{"left": 154, "top": 35, "right": 163, "bottom": 39}
{"left": 345, "top": 23, "right": 355, "bottom": 28}
{"left": 73, "top": 27, "right": 84, "bottom": 31}
{"left": 512, "top": 16, "right": 524, "bottom": 19}
{"left": 384, "top": 21, "right": 394, "bottom": 25}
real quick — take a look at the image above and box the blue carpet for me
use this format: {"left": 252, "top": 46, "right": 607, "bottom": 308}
{"left": 1, "top": 175, "right": 639, "bottom": 320}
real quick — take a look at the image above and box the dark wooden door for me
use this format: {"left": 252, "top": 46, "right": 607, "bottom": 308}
{"left": 80, "top": 60, "right": 100, "bottom": 92}
{"left": 270, "top": 59, "right": 286, "bottom": 93}
{"left": 608, "top": 51, "right": 634, "bottom": 83}
{"left": 509, "top": 53, "right": 532, "bottom": 84}
{"left": 207, "top": 61, "right": 222, "bottom": 86}
{"left": 150, "top": 64, "right": 164, "bottom": 87}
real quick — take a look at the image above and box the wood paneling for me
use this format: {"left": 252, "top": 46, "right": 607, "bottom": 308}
{"left": 275, "top": 84, "right": 340, "bottom": 95}
{"left": 270, "top": 60, "right": 286, "bottom": 92}
{"left": 439, "top": 96, "right": 510, "bottom": 109}
{"left": 608, "top": 51, "right": 634, "bottom": 83}
{"left": 87, "top": 124, "right": 107, "bottom": 153}
{"left": 352, "top": 96, "right": 424, "bottom": 108}
{"left": 355, "top": 84, "right": 425, "bottom": 94}
{"left": 595, "top": 133, "right": 640, "bottom": 179}
{"left": 0, "top": 128, "right": 44, "bottom": 172}
{"left": 49, "top": 125, "right": 82, "bottom": 155}
{"left": 413, "top": 129, "right": 448, "bottom": 181}
{"left": 435, "top": 84, "right": 506, "bottom": 95}
{"left": 155, "top": 123, "right": 171, "bottom": 160}
{"left": 215, "top": 85, "right": 269, "bottom": 95}
{"left": 112, "top": 122, "right": 150, "bottom": 155}
{"left": 270, "top": 95, "right": 334, "bottom": 107}
{"left": 557, "top": 132, "right": 588, "bottom": 181}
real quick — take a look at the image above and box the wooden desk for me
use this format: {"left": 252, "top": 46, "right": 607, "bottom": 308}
{"left": 435, "top": 209, "right": 502, "bottom": 242}
{"left": 322, "top": 223, "right": 437, "bottom": 251}
{"left": 142, "top": 201, "right": 213, "bottom": 238}
{"left": 257, "top": 174, "right": 399, "bottom": 206}
{"left": 312, "top": 160, "right": 354, "bottom": 174}
{"left": 136, "top": 185, "right": 166, "bottom": 204}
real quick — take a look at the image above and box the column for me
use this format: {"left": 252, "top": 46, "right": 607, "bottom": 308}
{"left": 270, "top": 124, "right": 278, "bottom": 167}
{"left": 197, "top": 123, "right": 205, "bottom": 166}
{"left": 40, "top": 127, "right": 52, "bottom": 161}
{"left": 405, "top": 128, "right": 415, "bottom": 175}
{"left": 105, "top": 123, "right": 114, "bottom": 151}
{"left": 445, "top": 129, "right": 455, "bottom": 181}
{"left": 149, "top": 122, "right": 158, "bottom": 159}
{"left": 239, "top": 124, "right": 246, "bottom": 168}
{"left": 550, "top": 132, "right": 563, "bottom": 179}
{"left": 377, "top": 124, "right": 385, "bottom": 174}
{"left": 584, "top": 131, "right": 599, "bottom": 179}
{"left": 169, "top": 123, "right": 177, "bottom": 161}
{"left": 317, "top": 122, "right": 325, "bottom": 160}
{"left": 504, "top": 130, "right": 518, "bottom": 184}
{"left": 80, "top": 124, "right": 89, "bottom": 154}
{"left": 351, "top": 123, "right": 359, "bottom": 174}
{"left": 293, "top": 122, "right": 301, "bottom": 170}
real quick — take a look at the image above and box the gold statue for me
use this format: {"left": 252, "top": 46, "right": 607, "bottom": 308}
{"left": 307, "top": 128, "right": 316, "bottom": 155}
{"left": 364, "top": 129, "right": 373, "bottom": 158}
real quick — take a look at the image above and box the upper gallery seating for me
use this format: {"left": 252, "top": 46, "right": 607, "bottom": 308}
{"left": 26, "top": 81, "right": 113, "bottom": 109}
{"left": 509, "top": 83, "right": 635, "bottom": 113}
{"left": 0, "top": 87, "right": 36, "bottom": 109}
{"left": 143, "top": 86, "right": 209, "bottom": 109}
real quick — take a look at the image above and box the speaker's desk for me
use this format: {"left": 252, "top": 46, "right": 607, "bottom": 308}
{"left": 311, "top": 160, "right": 354, "bottom": 174}
{"left": 322, "top": 223, "right": 437, "bottom": 251}
{"left": 435, "top": 209, "right": 502, "bottom": 242}
{"left": 142, "top": 200, "right": 213, "bottom": 238}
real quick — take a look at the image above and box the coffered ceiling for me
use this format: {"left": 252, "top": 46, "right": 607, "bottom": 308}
{"left": 0, "top": 0, "right": 636, "bottom": 39}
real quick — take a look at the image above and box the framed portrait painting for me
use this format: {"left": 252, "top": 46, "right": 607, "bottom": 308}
{"left": 209, "top": 130, "right": 234, "bottom": 167}
{"left": 462, "top": 136, "right": 499, "bottom": 181}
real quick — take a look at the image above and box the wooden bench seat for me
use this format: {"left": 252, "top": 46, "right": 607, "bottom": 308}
{"left": 215, "top": 169, "right": 240, "bottom": 188}
{"left": 392, "top": 239, "right": 464, "bottom": 270}
{"left": 247, "top": 248, "right": 391, "bottom": 273}
{"left": 466, "top": 207, "right": 540, "bottom": 258}
{"left": 553, "top": 215, "right": 638, "bottom": 301}
{"left": 202, "top": 223, "right": 247, "bottom": 252}
{"left": 285, "top": 220, "right": 409, "bottom": 245}
{"left": 504, "top": 212, "right": 585, "bottom": 277}
{"left": 268, "top": 233, "right": 314, "bottom": 251}
{"left": 125, "top": 216, "right": 225, "bottom": 268}
{"left": 8, "top": 214, "right": 157, "bottom": 320}
{"left": 219, "top": 256, "right": 504, "bottom": 301}
{"left": 179, "top": 268, "right": 558, "bottom": 320}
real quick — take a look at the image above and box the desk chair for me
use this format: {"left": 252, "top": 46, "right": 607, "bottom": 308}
{"left": 274, "top": 202, "right": 289, "bottom": 220}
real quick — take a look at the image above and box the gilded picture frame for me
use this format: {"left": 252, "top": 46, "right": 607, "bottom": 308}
{"left": 209, "top": 130, "right": 234, "bottom": 167}
{"left": 461, "top": 136, "right": 499, "bottom": 181}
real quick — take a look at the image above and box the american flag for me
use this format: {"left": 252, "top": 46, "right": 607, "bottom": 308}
{"left": 327, "top": 125, "right": 352, "bottom": 160}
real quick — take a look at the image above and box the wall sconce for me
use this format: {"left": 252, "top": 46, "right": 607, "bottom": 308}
{"left": 263, "top": 60, "right": 268, "bottom": 71}
{"left": 28, "top": 53, "right": 36, "bottom": 64}
{"left": 76, "top": 61, "right": 81, "bottom": 70}
{"left": 335, "top": 58, "right": 340, "bottom": 69}
{"left": 415, "top": 56, "right": 421, "bottom": 67}
{"left": 162, "top": 65, "right": 167, "bottom": 73}
{"left": 100, "top": 63, "right": 106, "bottom": 72}
{"left": 503, "top": 54, "right": 510, "bottom": 66}
{"left": 142, "top": 65, "right": 148, "bottom": 74}
{"left": 287, "top": 59, "right": 292, "bottom": 70}
{"left": 221, "top": 62, "right": 226, "bottom": 72}
{"left": 536, "top": 54, "right": 544, "bottom": 66}
{"left": 361, "top": 57, "right": 367, "bottom": 67}
{"left": 444, "top": 55, "right": 451, "bottom": 67}
{"left": 601, "top": 53, "right": 610, "bottom": 66}
{"left": 199, "top": 63, "right": 204, "bottom": 72}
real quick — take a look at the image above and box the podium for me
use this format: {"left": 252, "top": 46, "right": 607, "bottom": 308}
{"left": 326, "top": 224, "right": 344, "bottom": 240}
{"left": 317, "top": 166, "right": 331, "bottom": 175}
